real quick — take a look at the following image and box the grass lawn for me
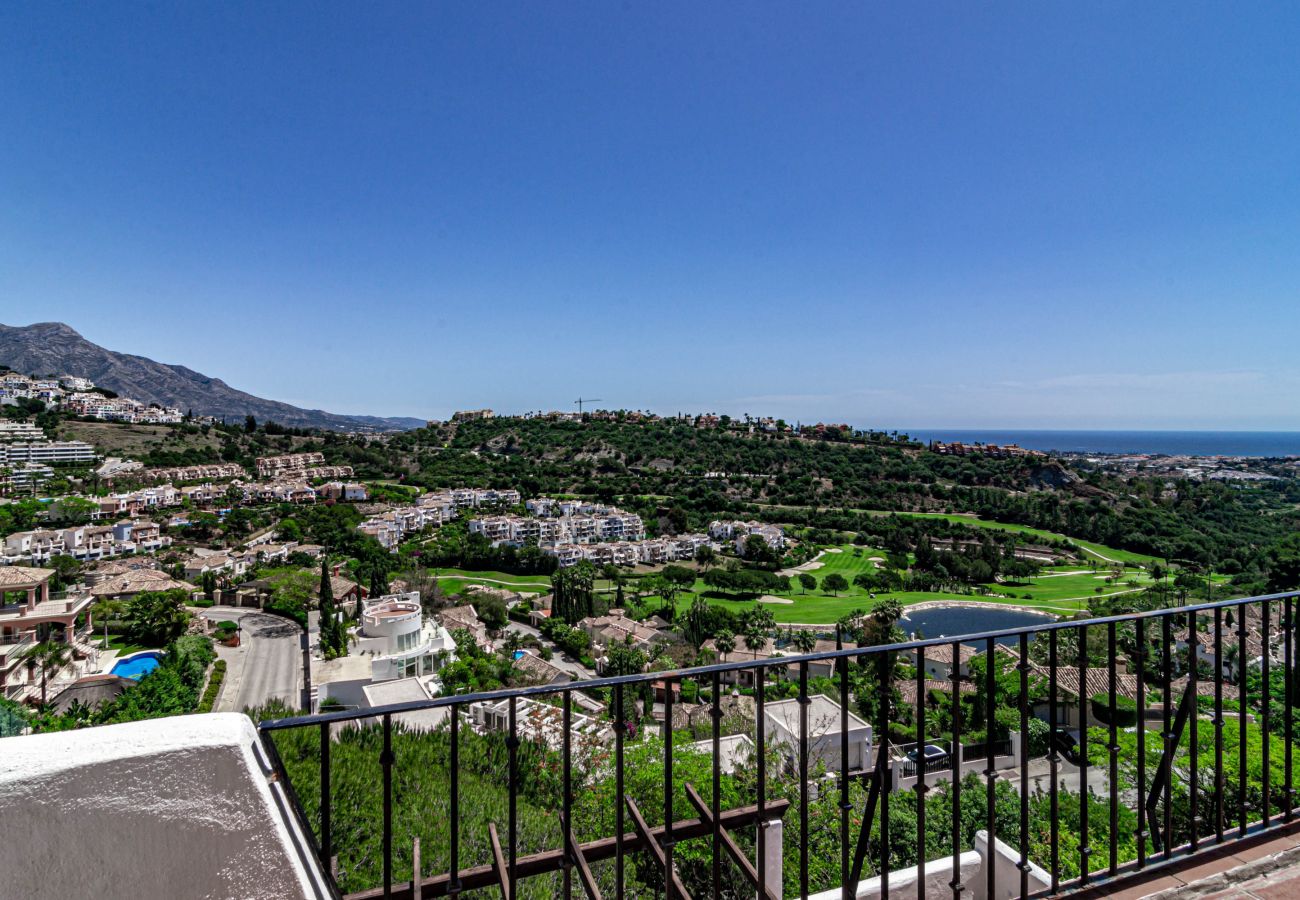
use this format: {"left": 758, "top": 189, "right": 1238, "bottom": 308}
{"left": 104, "top": 634, "right": 154, "bottom": 655}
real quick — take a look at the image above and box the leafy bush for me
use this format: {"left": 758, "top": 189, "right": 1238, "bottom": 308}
{"left": 0, "top": 696, "right": 30, "bottom": 738}
{"left": 167, "top": 635, "right": 217, "bottom": 693}
{"left": 1026, "top": 716, "right": 1051, "bottom": 757}
{"left": 123, "top": 590, "right": 192, "bottom": 647}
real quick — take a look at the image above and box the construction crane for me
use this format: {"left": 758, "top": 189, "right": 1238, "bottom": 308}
{"left": 574, "top": 397, "right": 603, "bottom": 414}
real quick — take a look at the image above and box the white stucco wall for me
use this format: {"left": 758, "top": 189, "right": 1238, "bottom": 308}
{"left": 807, "top": 832, "right": 1049, "bottom": 900}
{"left": 0, "top": 713, "right": 330, "bottom": 900}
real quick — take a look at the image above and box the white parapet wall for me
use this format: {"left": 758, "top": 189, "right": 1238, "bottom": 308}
{"left": 807, "top": 830, "right": 1049, "bottom": 900}
{"left": 0, "top": 713, "right": 332, "bottom": 900}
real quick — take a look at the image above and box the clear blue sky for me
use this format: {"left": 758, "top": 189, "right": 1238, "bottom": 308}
{"left": 2, "top": 3, "right": 1298, "bottom": 429}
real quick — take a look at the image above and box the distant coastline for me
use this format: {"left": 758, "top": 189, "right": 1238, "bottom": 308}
{"left": 898, "top": 429, "right": 1300, "bottom": 458}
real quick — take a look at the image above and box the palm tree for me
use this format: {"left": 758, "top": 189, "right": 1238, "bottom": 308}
{"left": 743, "top": 624, "right": 767, "bottom": 660}
{"left": 714, "top": 629, "right": 735, "bottom": 662}
{"left": 23, "top": 640, "right": 71, "bottom": 706}
{"left": 790, "top": 629, "right": 817, "bottom": 654}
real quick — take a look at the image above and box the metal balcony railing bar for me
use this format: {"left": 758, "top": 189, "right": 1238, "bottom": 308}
{"left": 260, "top": 591, "right": 1300, "bottom": 734}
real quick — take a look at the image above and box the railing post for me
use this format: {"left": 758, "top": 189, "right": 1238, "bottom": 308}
{"left": 1020, "top": 632, "right": 1032, "bottom": 898}
{"left": 712, "top": 670, "right": 723, "bottom": 898}
{"left": 792, "top": 660, "right": 808, "bottom": 898}
{"left": 319, "top": 720, "right": 331, "bottom": 870}
{"left": 1078, "top": 623, "right": 1090, "bottom": 883}
{"left": 839, "top": 647, "right": 851, "bottom": 900}
{"left": 382, "top": 713, "right": 393, "bottom": 898}
{"left": 615, "top": 678, "right": 625, "bottom": 900}
{"left": 1189, "top": 612, "right": 1201, "bottom": 851}
{"left": 985, "top": 636, "right": 996, "bottom": 900}
{"left": 1287, "top": 595, "right": 1296, "bottom": 820}
{"left": 450, "top": 704, "right": 460, "bottom": 894}
{"left": 1048, "top": 629, "right": 1060, "bottom": 893}
{"left": 1214, "top": 607, "right": 1226, "bottom": 842}
{"left": 563, "top": 692, "right": 573, "bottom": 900}
{"left": 1239, "top": 605, "right": 1249, "bottom": 838}
{"left": 664, "top": 676, "right": 675, "bottom": 900}
{"left": 1135, "top": 618, "right": 1147, "bottom": 868}
{"left": 1108, "top": 621, "right": 1119, "bottom": 875}
{"left": 508, "top": 696, "right": 518, "bottom": 900}
{"left": 915, "top": 648, "right": 927, "bottom": 897}
{"left": 950, "top": 640, "right": 963, "bottom": 900}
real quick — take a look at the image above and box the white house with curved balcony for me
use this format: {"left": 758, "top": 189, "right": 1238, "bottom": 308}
{"left": 356, "top": 591, "right": 456, "bottom": 681}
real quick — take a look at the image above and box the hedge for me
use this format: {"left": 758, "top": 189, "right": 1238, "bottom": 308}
{"left": 196, "top": 659, "right": 228, "bottom": 713}
{"left": 1090, "top": 692, "right": 1138, "bottom": 727}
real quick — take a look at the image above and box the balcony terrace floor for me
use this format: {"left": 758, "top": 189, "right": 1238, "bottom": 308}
{"left": 1071, "top": 819, "right": 1300, "bottom": 899}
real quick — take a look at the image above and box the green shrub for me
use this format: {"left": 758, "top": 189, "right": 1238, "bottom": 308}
{"left": 1026, "top": 716, "right": 1050, "bottom": 756}
{"left": 196, "top": 659, "right": 228, "bottom": 713}
{"left": 1090, "top": 692, "right": 1138, "bottom": 727}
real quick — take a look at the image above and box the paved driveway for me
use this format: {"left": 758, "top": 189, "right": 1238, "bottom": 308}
{"left": 202, "top": 608, "right": 303, "bottom": 714}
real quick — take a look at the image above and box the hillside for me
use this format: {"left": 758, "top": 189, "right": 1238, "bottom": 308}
{"left": 373, "top": 416, "right": 1300, "bottom": 567}
{"left": 0, "top": 322, "right": 424, "bottom": 432}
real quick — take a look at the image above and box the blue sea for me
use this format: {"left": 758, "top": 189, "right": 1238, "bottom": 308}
{"left": 898, "top": 429, "right": 1300, "bottom": 458}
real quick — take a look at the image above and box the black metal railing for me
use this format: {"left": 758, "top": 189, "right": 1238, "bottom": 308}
{"left": 258, "top": 591, "right": 1300, "bottom": 900}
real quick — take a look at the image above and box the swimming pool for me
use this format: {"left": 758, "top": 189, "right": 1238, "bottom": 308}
{"left": 110, "top": 651, "right": 164, "bottom": 680}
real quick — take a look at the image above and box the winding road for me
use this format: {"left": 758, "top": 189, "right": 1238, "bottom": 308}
{"left": 202, "top": 608, "right": 303, "bottom": 714}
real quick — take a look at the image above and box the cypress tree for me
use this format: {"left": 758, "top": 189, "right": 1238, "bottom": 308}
{"left": 319, "top": 560, "right": 340, "bottom": 657}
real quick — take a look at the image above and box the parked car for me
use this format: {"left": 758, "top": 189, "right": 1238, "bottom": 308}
{"left": 906, "top": 743, "right": 950, "bottom": 764}
{"left": 1051, "top": 729, "right": 1081, "bottom": 764}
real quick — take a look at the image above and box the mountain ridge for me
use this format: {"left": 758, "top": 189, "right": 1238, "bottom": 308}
{"left": 0, "top": 322, "right": 424, "bottom": 432}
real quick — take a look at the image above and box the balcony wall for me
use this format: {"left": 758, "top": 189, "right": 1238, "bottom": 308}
{"left": 0, "top": 713, "right": 332, "bottom": 900}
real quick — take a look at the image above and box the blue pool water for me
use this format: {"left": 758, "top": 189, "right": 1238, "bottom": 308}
{"left": 110, "top": 651, "right": 164, "bottom": 680}
{"left": 512, "top": 650, "right": 526, "bottom": 660}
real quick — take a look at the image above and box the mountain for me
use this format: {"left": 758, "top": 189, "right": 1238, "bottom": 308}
{"left": 0, "top": 322, "right": 425, "bottom": 432}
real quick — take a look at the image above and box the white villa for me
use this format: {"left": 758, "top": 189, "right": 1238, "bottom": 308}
{"left": 355, "top": 592, "right": 456, "bottom": 681}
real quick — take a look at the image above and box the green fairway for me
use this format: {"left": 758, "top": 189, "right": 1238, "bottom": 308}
{"left": 990, "top": 567, "right": 1153, "bottom": 605}
{"left": 616, "top": 543, "right": 1126, "bottom": 624}
{"left": 432, "top": 568, "right": 551, "bottom": 595}
{"left": 864, "top": 511, "right": 1162, "bottom": 568}
{"left": 431, "top": 537, "right": 1162, "bottom": 625}
{"left": 636, "top": 585, "right": 1089, "bottom": 626}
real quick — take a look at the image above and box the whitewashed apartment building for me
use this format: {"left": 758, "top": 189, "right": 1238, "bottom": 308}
{"left": 709, "top": 520, "right": 786, "bottom": 552}
{"left": 1, "top": 519, "right": 170, "bottom": 565}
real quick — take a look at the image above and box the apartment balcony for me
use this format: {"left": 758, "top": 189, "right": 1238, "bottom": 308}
{"left": 0, "top": 631, "right": 35, "bottom": 667}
